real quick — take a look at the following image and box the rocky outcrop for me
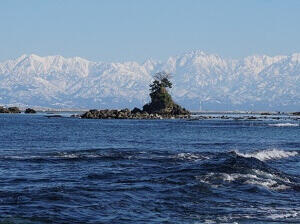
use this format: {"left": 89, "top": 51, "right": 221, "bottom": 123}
{"left": 81, "top": 108, "right": 189, "bottom": 119}
{"left": 142, "top": 83, "right": 190, "bottom": 116}
{"left": 25, "top": 108, "right": 37, "bottom": 114}
{"left": 131, "top": 107, "right": 143, "bottom": 114}
{"left": 0, "top": 106, "right": 21, "bottom": 113}
{"left": 143, "top": 102, "right": 190, "bottom": 116}
{"left": 0, "top": 107, "right": 8, "bottom": 113}
{"left": 81, "top": 73, "right": 190, "bottom": 120}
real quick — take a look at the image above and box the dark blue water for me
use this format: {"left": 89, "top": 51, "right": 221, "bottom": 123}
{"left": 0, "top": 114, "right": 299, "bottom": 223}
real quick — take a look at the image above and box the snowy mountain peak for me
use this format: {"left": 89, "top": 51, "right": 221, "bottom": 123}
{"left": 290, "top": 53, "right": 300, "bottom": 61}
{"left": 0, "top": 51, "right": 299, "bottom": 111}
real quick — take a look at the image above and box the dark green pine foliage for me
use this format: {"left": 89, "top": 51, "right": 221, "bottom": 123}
{"left": 143, "top": 72, "right": 190, "bottom": 115}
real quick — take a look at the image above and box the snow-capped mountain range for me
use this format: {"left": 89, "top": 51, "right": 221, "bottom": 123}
{"left": 0, "top": 51, "right": 299, "bottom": 111}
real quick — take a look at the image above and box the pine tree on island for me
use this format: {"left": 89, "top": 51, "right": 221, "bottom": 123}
{"left": 142, "top": 71, "right": 190, "bottom": 116}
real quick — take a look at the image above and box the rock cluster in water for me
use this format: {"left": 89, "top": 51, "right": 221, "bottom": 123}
{"left": 0, "top": 106, "right": 21, "bottom": 113}
{"left": 25, "top": 108, "right": 37, "bottom": 114}
{"left": 81, "top": 108, "right": 190, "bottom": 119}
{"left": 81, "top": 72, "right": 190, "bottom": 119}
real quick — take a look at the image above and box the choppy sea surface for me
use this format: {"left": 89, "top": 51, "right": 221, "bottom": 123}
{"left": 0, "top": 113, "right": 299, "bottom": 224}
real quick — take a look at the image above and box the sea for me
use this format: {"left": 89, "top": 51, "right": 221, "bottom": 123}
{"left": 0, "top": 113, "right": 299, "bottom": 224}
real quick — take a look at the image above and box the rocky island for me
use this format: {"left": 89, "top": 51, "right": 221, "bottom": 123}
{"left": 25, "top": 108, "right": 37, "bottom": 114}
{"left": 81, "top": 72, "right": 190, "bottom": 119}
{"left": 0, "top": 106, "right": 21, "bottom": 113}
{"left": 0, "top": 107, "right": 38, "bottom": 114}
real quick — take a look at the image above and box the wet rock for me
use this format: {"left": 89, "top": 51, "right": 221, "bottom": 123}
{"left": 8, "top": 107, "right": 21, "bottom": 113}
{"left": 0, "top": 106, "right": 21, "bottom": 113}
{"left": 261, "top": 112, "right": 271, "bottom": 115}
{"left": 131, "top": 107, "right": 142, "bottom": 114}
{"left": 0, "top": 106, "right": 9, "bottom": 113}
{"left": 25, "top": 108, "right": 36, "bottom": 114}
{"left": 80, "top": 108, "right": 189, "bottom": 120}
{"left": 70, "top": 114, "right": 81, "bottom": 118}
{"left": 45, "top": 115, "right": 63, "bottom": 118}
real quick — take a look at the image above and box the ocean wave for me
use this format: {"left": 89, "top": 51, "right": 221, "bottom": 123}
{"left": 259, "top": 206, "right": 300, "bottom": 220}
{"left": 198, "top": 169, "right": 292, "bottom": 191}
{"left": 245, "top": 169, "right": 292, "bottom": 190}
{"left": 172, "top": 152, "right": 210, "bottom": 161}
{"left": 55, "top": 152, "right": 103, "bottom": 159}
{"left": 0, "top": 149, "right": 170, "bottom": 162}
{"left": 269, "top": 123, "right": 299, "bottom": 127}
{"left": 195, "top": 151, "right": 300, "bottom": 192}
{"left": 234, "top": 149, "right": 298, "bottom": 161}
{"left": 0, "top": 152, "right": 131, "bottom": 162}
{"left": 267, "top": 211, "right": 299, "bottom": 219}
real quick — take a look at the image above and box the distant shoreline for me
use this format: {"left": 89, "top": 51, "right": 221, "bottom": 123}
{"left": 0, "top": 107, "right": 299, "bottom": 115}
{"left": 18, "top": 110, "right": 300, "bottom": 115}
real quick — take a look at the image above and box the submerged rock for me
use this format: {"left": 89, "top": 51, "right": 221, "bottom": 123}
{"left": 260, "top": 112, "right": 272, "bottom": 115}
{"left": 45, "top": 115, "right": 63, "bottom": 118}
{"left": 25, "top": 108, "right": 37, "bottom": 114}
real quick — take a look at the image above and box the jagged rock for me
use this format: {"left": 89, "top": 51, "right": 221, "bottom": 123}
{"left": 261, "top": 112, "right": 271, "bottom": 115}
{"left": 8, "top": 107, "right": 21, "bottom": 113}
{"left": 0, "top": 106, "right": 9, "bottom": 113}
{"left": 0, "top": 106, "right": 21, "bottom": 113}
{"left": 131, "top": 107, "right": 142, "bottom": 114}
{"left": 80, "top": 108, "right": 189, "bottom": 119}
{"left": 25, "top": 108, "right": 36, "bottom": 114}
{"left": 292, "top": 112, "right": 300, "bottom": 116}
{"left": 142, "top": 75, "right": 190, "bottom": 117}
{"left": 120, "top": 108, "right": 130, "bottom": 113}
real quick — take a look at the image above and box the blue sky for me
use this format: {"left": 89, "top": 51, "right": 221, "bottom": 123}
{"left": 1, "top": 0, "right": 300, "bottom": 62}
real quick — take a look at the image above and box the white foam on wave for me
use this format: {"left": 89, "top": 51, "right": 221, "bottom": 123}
{"left": 173, "top": 153, "right": 209, "bottom": 161}
{"left": 56, "top": 153, "right": 79, "bottom": 159}
{"left": 55, "top": 152, "right": 105, "bottom": 159}
{"left": 245, "top": 169, "right": 291, "bottom": 190}
{"left": 199, "top": 169, "right": 292, "bottom": 191}
{"left": 2, "top": 153, "right": 100, "bottom": 160}
{"left": 260, "top": 206, "right": 300, "bottom": 220}
{"left": 269, "top": 123, "right": 299, "bottom": 127}
{"left": 267, "top": 211, "right": 299, "bottom": 219}
{"left": 2, "top": 155, "right": 41, "bottom": 160}
{"left": 201, "top": 208, "right": 299, "bottom": 223}
{"left": 235, "top": 149, "right": 298, "bottom": 161}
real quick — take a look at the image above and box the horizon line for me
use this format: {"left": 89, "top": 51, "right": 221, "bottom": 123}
{"left": 2, "top": 50, "right": 300, "bottom": 64}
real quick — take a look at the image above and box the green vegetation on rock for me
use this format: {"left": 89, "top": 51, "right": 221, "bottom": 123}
{"left": 143, "top": 72, "right": 190, "bottom": 116}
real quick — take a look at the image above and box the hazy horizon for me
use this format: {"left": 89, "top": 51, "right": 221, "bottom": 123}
{"left": 1, "top": 49, "right": 300, "bottom": 64}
